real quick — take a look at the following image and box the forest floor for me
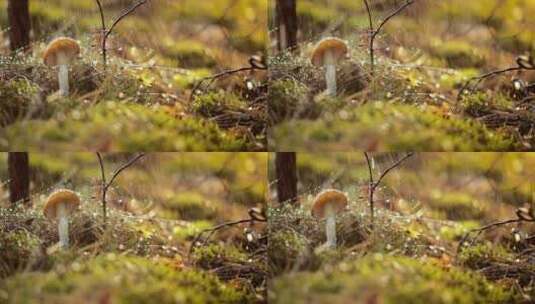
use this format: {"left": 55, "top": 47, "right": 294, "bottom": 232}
{"left": 269, "top": 0, "right": 535, "bottom": 151}
{"left": 0, "top": 153, "right": 268, "bottom": 303}
{"left": 0, "top": 0, "right": 267, "bottom": 151}
{"left": 268, "top": 153, "right": 535, "bottom": 303}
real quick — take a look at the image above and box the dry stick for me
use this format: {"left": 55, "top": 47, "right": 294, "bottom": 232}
{"left": 94, "top": 0, "right": 106, "bottom": 66}
{"left": 94, "top": 0, "right": 147, "bottom": 69}
{"left": 189, "top": 57, "right": 267, "bottom": 101}
{"left": 362, "top": 0, "right": 374, "bottom": 74}
{"left": 189, "top": 211, "right": 267, "bottom": 256}
{"left": 96, "top": 153, "right": 145, "bottom": 227}
{"left": 457, "top": 66, "right": 528, "bottom": 101}
{"left": 363, "top": 0, "right": 414, "bottom": 77}
{"left": 457, "top": 216, "right": 535, "bottom": 254}
{"left": 363, "top": 152, "right": 414, "bottom": 228}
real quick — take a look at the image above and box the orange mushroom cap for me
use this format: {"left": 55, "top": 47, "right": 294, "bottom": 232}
{"left": 43, "top": 189, "right": 81, "bottom": 220}
{"left": 43, "top": 37, "right": 80, "bottom": 66}
{"left": 311, "top": 37, "right": 348, "bottom": 67}
{"left": 312, "top": 189, "right": 348, "bottom": 218}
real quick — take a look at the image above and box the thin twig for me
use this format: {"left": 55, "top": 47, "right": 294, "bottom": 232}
{"left": 189, "top": 209, "right": 266, "bottom": 255}
{"left": 457, "top": 67, "right": 526, "bottom": 101}
{"left": 363, "top": 152, "right": 375, "bottom": 225}
{"left": 364, "top": 0, "right": 414, "bottom": 77}
{"left": 363, "top": 152, "right": 414, "bottom": 228}
{"left": 94, "top": 0, "right": 148, "bottom": 68}
{"left": 94, "top": 0, "right": 106, "bottom": 66}
{"left": 96, "top": 153, "right": 145, "bottom": 227}
{"left": 96, "top": 153, "right": 107, "bottom": 226}
{"left": 362, "top": 0, "right": 374, "bottom": 74}
{"left": 189, "top": 56, "right": 267, "bottom": 101}
{"left": 458, "top": 216, "right": 534, "bottom": 254}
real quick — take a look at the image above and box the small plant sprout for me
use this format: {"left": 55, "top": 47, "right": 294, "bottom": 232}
{"left": 312, "top": 189, "right": 348, "bottom": 248}
{"left": 43, "top": 37, "right": 81, "bottom": 96}
{"left": 43, "top": 189, "right": 81, "bottom": 249}
{"left": 311, "top": 37, "right": 348, "bottom": 96}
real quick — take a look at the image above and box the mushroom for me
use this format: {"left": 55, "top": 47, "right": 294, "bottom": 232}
{"left": 311, "top": 37, "right": 348, "bottom": 96}
{"left": 43, "top": 189, "right": 81, "bottom": 248}
{"left": 312, "top": 189, "right": 348, "bottom": 248}
{"left": 43, "top": 37, "right": 81, "bottom": 96}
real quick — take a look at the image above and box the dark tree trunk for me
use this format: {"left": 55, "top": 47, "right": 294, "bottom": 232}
{"left": 7, "top": 0, "right": 31, "bottom": 52}
{"left": 275, "top": 0, "right": 298, "bottom": 52}
{"left": 8, "top": 152, "right": 30, "bottom": 206}
{"left": 275, "top": 152, "right": 298, "bottom": 204}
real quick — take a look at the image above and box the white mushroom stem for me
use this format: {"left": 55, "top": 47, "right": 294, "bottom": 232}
{"left": 324, "top": 51, "right": 337, "bottom": 96}
{"left": 57, "top": 52, "right": 70, "bottom": 96}
{"left": 57, "top": 203, "right": 70, "bottom": 248}
{"left": 325, "top": 206, "right": 337, "bottom": 248}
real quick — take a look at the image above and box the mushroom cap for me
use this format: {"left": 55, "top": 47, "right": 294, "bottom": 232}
{"left": 43, "top": 189, "right": 81, "bottom": 219}
{"left": 43, "top": 37, "right": 80, "bottom": 66}
{"left": 311, "top": 37, "right": 348, "bottom": 66}
{"left": 312, "top": 189, "right": 348, "bottom": 218}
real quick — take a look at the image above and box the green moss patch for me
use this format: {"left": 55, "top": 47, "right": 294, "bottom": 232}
{"left": 270, "top": 254, "right": 513, "bottom": 304}
{"left": 0, "top": 102, "right": 245, "bottom": 151}
{"left": 271, "top": 102, "right": 514, "bottom": 151}
{"left": 1, "top": 255, "right": 250, "bottom": 304}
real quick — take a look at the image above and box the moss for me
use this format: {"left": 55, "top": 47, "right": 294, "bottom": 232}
{"left": 270, "top": 254, "right": 514, "bottom": 304}
{"left": 458, "top": 243, "right": 515, "bottom": 270}
{"left": 0, "top": 79, "right": 39, "bottom": 126}
{"left": 193, "top": 244, "right": 248, "bottom": 269}
{"left": 163, "top": 192, "right": 218, "bottom": 220}
{"left": 173, "top": 69, "right": 212, "bottom": 90}
{"left": 429, "top": 40, "right": 487, "bottom": 68}
{"left": 0, "top": 230, "right": 41, "bottom": 278}
{"left": 172, "top": 221, "right": 213, "bottom": 241}
{"left": 268, "top": 79, "right": 348, "bottom": 124}
{"left": 439, "top": 221, "right": 479, "bottom": 241}
{"left": 161, "top": 39, "right": 217, "bottom": 68}
{"left": 1, "top": 255, "right": 250, "bottom": 304}
{"left": 0, "top": 102, "right": 246, "bottom": 151}
{"left": 462, "top": 92, "right": 515, "bottom": 116}
{"left": 427, "top": 190, "right": 487, "bottom": 221}
{"left": 269, "top": 230, "right": 311, "bottom": 275}
{"left": 271, "top": 102, "right": 515, "bottom": 151}
{"left": 192, "top": 91, "right": 248, "bottom": 117}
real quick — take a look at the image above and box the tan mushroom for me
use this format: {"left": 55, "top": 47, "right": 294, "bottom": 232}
{"left": 311, "top": 37, "right": 348, "bottom": 96}
{"left": 312, "top": 189, "right": 348, "bottom": 248}
{"left": 43, "top": 189, "right": 81, "bottom": 248}
{"left": 43, "top": 37, "right": 80, "bottom": 96}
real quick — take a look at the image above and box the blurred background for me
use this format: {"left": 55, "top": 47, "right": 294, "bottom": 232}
{"left": 269, "top": 152, "right": 535, "bottom": 225}
{"left": 0, "top": 152, "right": 268, "bottom": 303}
{"left": 0, "top": 152, "right": 267, "bottom": 225}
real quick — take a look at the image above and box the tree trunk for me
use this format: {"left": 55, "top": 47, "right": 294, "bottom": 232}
{"left": 7, "top": 0, "right": 31, "bottom": 52}
{"left": 8, "top": 152, "right": 30, "bottom": 206}
{"left": 275, "top": 0, "right": 298, "bottom": 52}
{"left": 275, "top": 152, "right": 298, "bottom": 204}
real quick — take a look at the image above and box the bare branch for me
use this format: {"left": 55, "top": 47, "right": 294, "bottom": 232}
{"left": 189, "top": 208, "right": 266, "bottom": 255}
{"left": 363, "top": 152, "right": 375, "bottom": 225}
{"left": 94, "top": 0, "right": 148, "bottom": 68}
{"left": 94, "top": 0, "right": 107, "bottom": 66}
{"left": 458, "top": 66, "right": 531, "bottom": 101}
{"left": 458, "top": 215, "right": 534, "bottom": 254}
{"left": 96, "top": 153, "right": 145, "bottom": 226}
{"left": 364, "top": 0, "right": 414, "bottom": 77}
{"left": 189, "top": 56, "right": 267, "bottom": 101}
{"left": 363, "top": 152, "right": 414, "bottom": 228}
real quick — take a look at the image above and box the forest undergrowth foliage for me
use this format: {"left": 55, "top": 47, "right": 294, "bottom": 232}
{"left": 268, "top": 153, "right": 535, "bottom": 303}
{"left": 0, "top": 190, "right": 267, "bottom": 303}
{"left": 0, "top": 0, "right": 267, "bottom": 151}
{"left": 268, "top": 0, "right": 535, "bottom": 151}
{"left": 0, "top": 152, "right": 268, "bottom": 303}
